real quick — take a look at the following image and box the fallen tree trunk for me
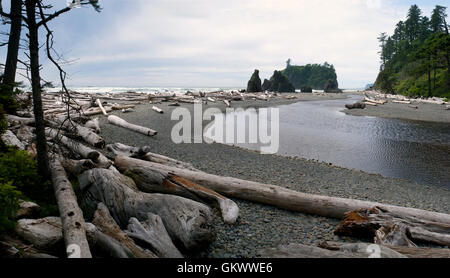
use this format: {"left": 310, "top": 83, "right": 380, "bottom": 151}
{"left": 96, "top": 99, "right": 108, "bottom": 116}
{"left": 108, "top": 115, "right": 157, "bottom": 136}
{"left": 49, "top": 158, "right": 92, "bottom": 258}
{"left": 61, "top": 158, "right": 96, "bottom": 177}
{"left": 6, "top": 115, "right": 35, "bottom": 126}
{"left": 90, "top": 203, "right": 156, "bottom": 258}
{"left": 78, "top": 168, "right": 215, "bottom": 251}
{"left": 334, "top": 207, "right": 450, "bottom": 247}
{"left": 46, "top": 128, "right": 112, "bottom": 168}
{"left": 106, "top": 143, "right": 151, "bottom": 158}
{"left": 117, "top": 162, "right": 239, "bottom": 224}
{"left": 84, "top": 118, "right": 101, "bottom": 134}
{"left": 126, "top": 214, "right": 183, "bottom": 258}
{"left": 113, "top": 156, "right": 450, "bottom": 225}
{"left": 257, "top": 243, "right": 406, "bottom": 258}
{"left": 141, "top": 152, "right": 199, "bottom": 172}
{"left": 318, "top": 241, "right": 450, "bottom": 258}
{"left": 1, "top": 130, "right": 25, "bottom": 150}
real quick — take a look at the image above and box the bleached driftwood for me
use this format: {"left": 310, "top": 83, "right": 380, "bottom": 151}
{"left": 113, "top": 156, "right": 450, "bottom": 226}
{"left": 108, "top": 115, "right": 157, "bottom": 136}
{"left": 258, "top": 243, "right": 406, "bottom": 258}
{"left": 78, "top": 168, "right": 215, "bottom": 250}
{"left": 126, "top": 214, "right": 183, "bottom": 258}
{"left": 334, "top": 207, "right": 450, "bottom": 247}
{"left": 106, "top": 143, "right": 151, "bottom": 158}
{"left": 318, "top": 241, "right": 450, "bottom": 259}
{"left": 49, "top": 158, "right": 92, "bottom": 258}
{"left": 141, "top": 152, "right": 199, "bottom": 172}
{"left": 1, "top": 130, "right": 25, "bottom": 150}
{"left": 46, "top": 128, "right": 112, "bottom": 168}
{"left": 15, "top": 126, "right": 35, "bottom": 145}
{"left": 89, "top": 203, "right": 156, "bottom": 258}
{"left": 6, "top": 115, "right": 35, "bottom": 126}
{"left": 115, "top": 158, "right": 239, "bottom": 224}
{"left": 84, "top": 118, "right": 101, "bottom": 133}
{"left": 60, "top": 158, "right": 96, "bottom": 177}
{"left": 152, "top": 106, "right": 163, "bottom": 114}
{"left": 96, "top": 99, "right": 108, "bottom": 116}
{"left": 223, "top": 100, "right": 230, "bottom": 107}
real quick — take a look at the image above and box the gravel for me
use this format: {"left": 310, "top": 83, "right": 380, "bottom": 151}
{"left": 96, "top": 93, "right": 450, "bottom": 258}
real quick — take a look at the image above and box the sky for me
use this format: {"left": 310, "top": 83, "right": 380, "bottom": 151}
{"left": 1, "top": 0, "right": 449, "bottom": 89}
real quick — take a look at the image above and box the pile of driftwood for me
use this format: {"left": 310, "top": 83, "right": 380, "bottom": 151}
{"left": 365, "top": 90, "right": 449, "bottom": 108}
{"left": 3, "top": 90, "right": 450, "bottom": 258}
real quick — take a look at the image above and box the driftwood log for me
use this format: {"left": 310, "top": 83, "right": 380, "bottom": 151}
{"left": 116, "top": 159, "right": 239, "bottom": 224}
{"left": 152, "top": 106, "right": 163, "bottom": 114}
{"left": 106, "top": 143, "right": 151, "bottom": 158}
{"left": 96, "top": 99, "right": 108, "bottom": 115}
{"left": 1, "top": 130, "right": 25, "bottom": 150}
{"left": 257, "top": 243, "right": 406, "bottom": 258}
{"left": 78, "top": 168, "right": 215, "bottom": 250}
{"left": 334, "top": 207, "right": 450, "bottom": 247}
{"left": 113, "top": 156, "right": 450, "bottom": 226}
{"left": 46, "top": 128, "right": 112, "bottom": 168}
{"left": 49, "top": 158, "right": 92, "bottom": 258}
{"left": 60, "top": 158, "right": 96, "bottom": 177}
{"left": 318, "top": 241, "right": 450, "bottom": 259}
{"left": 126, "top": 214, "right": 183, "bottom": 258}
{"left": 89, "top": 203, "right": 156, "bottom": 258}
{"left": 84, "top": 118, "right": 101, "bottom": 133}
{"left": 108, "top": 115, "right": 157, "bottom": 136}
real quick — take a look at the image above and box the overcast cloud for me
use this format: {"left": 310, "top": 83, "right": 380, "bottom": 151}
{"left": 3, "top": 0, "right": 449, "bottom": 88}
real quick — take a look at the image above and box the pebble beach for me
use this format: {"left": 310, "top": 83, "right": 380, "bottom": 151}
{"left": 97, "top": 92, "right": 450, "bottom": 258}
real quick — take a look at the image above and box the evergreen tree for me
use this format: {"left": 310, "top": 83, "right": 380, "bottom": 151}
{"left": 430, "top": 5, "right": 447, "bottom": 33}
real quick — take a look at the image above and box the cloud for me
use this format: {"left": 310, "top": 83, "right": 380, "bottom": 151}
{"left": 36, "top": 0, "right": 439, "bottom": 88}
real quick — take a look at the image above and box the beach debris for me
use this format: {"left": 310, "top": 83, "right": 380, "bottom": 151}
{"left": 113, "top": 156, "right": 450, "bottom": 228}
{"left": 393, "top": 100, "right": 411, "bottom": 104}
{"left": 84, "top": 118, "right": 101, "bottom": 133}
{"left": 126, "top": 214, "right": 183, "bottom": 258}
{"left": 1, "top": 130, "right": 25, "bottom": 150}
{"left": 15, "top": 200, "right": 41, "bottom": 220}
{"left": 318, "top": 241, "right": 450, "bottom": 259}
{"left": 223, "top": 100, "right": 231, "bottom": 107}
{"left": 96, "top": 98, "right": 108, "bottom": 116}
{"left": 122, "top": 108, "right": 134, "bottom": 113}
{"left": 15, "top": 217, "right": 63, "bottom": 251}
{"left": 408, "top": 105, "right": 419, "bottom": 109}
{"left": 50, "top": 158, "right": 92, "bottom": 258}
{"left": 107, "top": 115, "right": 157, "bottom": 136}
{"left": 364, "top": 101, "right": 377, "bottom": 106}
{"left": 115, "top": 155, "right": 240, "bottom": 224}
{"left": 88, "top": 203, "right": 157, "bottom": 258}
{"left": 106, "top": 142, "right": 151, "bottom": 158}
{"left": 335, "top": 207, "right": 450, "bottom": 248}
{"left": 152, "top": 105, "right": 164, "bottom": 114}
{"left": 258, "top": 242, "right": 406, "bottom": 258}
{"left": 78, "top": 168, "right": 215, "bottom": 251}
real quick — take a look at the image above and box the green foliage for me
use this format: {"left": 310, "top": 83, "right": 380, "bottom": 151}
{"left": 282, "top": 62, "right": 338, "bottom": 90}
{"left": 0, "top": 147, "right": 54, "bottom": 205}
{"left": 375, "top": 4, "right": 449, "bottom": 98}
{"left": 0, "top": 181, "right": 21, "bottom": 232}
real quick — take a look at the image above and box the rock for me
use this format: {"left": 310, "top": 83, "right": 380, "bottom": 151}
{"left": 262, "top": 79, "right": 272, "bottom": 92}
{"left": 324, "top": 79, "right": 342, "bottom": 93}
{"left": 345, "top": 102, "right": 366, "bottom": 109}
{"left": 266, "top": 71, "right": 295, "bottom": 93}
{"left": 247, "top": 70, "right": 263, "bottom": 93}
{"left": 15, "top": 217, "right": 63, "bottom": 251}
{"left": 300, "top": 86, "right": 313, "bottom": 93}
{"left": 15, "top": 200, "right": 41, "bottom": 220}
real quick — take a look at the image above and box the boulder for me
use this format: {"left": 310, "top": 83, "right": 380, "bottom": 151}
{"left": 15, "top": 217, "right": 63, "bottom": 251}
{"left": 14, "top": 200, "right": 41, "bottom": 220}
{"left": 345, "top": 102, "right": 366, "bottom": 109}
{"left": 247, "top": 70, "right": 263, "bottom": 93}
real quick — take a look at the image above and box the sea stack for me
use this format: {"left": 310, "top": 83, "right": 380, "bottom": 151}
{"left": 247, "top": 70, "right": 263, "bottom": 93}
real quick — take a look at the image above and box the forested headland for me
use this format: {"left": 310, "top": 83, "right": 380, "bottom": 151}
{"left": 282, "top": 60, "right": 339, "bottom": 90}
{"left": 375, "top": 4, "right": 449, "bottom": 98}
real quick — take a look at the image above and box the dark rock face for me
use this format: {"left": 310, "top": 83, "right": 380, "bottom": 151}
{"left": 300, "top": 86, "right": 313, "bottom": 93}
{"left": 266, "top": 71, "right": 295, "bottom": 93}
{"left": 247, "top": 70, "right": 263, "bottom": 93}
{"left": 262, "top": 79, "right": 272, "bottom": 91}
{"left": 324, "top": 79, "right": 342, "bottom": 93}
